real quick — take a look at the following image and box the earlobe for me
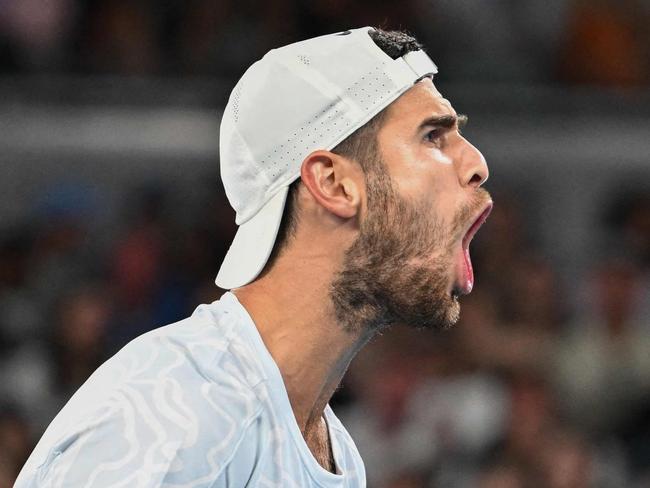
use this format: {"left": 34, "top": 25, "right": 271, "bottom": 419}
{"left": 300, "top": 150, "right": 362, "bottom": 220}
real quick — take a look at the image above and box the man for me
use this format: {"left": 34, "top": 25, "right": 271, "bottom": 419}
{"left": 16, "top": 27, "right": 491, "bottom": 487}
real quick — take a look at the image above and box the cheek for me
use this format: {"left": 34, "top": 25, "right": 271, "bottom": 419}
{"left": 430, "top": 147, "right": 453, "bottom": 165}
{"left": 390, "top": 150, "right": 458, "bottom": 201}
{"left": 380, "top": 147, "right": 463, "bottom": 239}
{"left": 413, "top": 183, "right": 463, "bottom": 239}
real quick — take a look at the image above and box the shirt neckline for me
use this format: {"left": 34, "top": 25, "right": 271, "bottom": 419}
{"left": 221, "top": 292, "right": 345, "bottom": 485}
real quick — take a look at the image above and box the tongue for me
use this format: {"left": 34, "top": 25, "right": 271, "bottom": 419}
{"left": 455, "top": 246, "right": 474, "bottom": 295}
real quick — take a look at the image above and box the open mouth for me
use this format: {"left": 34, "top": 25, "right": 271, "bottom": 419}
{"left": 453, "top": 201, "right": 493, "bottom": 297}
{"left": 462, "top": 202, "right": 493, "bottom": 250}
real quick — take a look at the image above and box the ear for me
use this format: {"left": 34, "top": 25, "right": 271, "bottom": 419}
{"left": 299, "top": 150, "right": 363, "bottom": 219}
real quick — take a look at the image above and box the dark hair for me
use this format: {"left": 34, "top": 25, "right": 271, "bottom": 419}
{"left": 266, "top": 28, "right": 424, "bottom": 267}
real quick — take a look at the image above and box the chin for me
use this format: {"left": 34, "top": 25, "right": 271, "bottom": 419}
{"left": 437, "top": 294, "right": 461, "bottom": 330}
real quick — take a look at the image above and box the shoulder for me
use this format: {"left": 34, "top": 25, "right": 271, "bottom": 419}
{"left": 125, "top": 303, "right": 263, "bottom": 381}
{"left": 72, "top": 297, "right": 268, "bottom": 416}
{"left": 110, "top": 294, "right": 270, "bottom": 399}
{"left": 16, "top": 296, "right": 272, "bottom": 487}
{"left": 17, "top": 398, "right": 266, "bottom": 487}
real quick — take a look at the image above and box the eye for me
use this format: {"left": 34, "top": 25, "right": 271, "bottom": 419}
{"left": 424, "top": 128, "right": 444, "bottom": 147}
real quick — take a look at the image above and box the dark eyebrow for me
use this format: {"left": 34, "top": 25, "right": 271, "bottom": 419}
{"left": 418, "top": 113, "right": 468, "bottom": 132}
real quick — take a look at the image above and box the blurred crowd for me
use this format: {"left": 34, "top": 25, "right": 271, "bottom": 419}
{"left": 0, "top": 0, "right": 649, "bottom": 86}
{"left": 0, "top": 176, "right": 649, "bottom": 487}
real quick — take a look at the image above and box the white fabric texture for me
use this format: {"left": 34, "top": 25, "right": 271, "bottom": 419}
{"left": 15, "top": 292, "right": 366, "bottom": 487}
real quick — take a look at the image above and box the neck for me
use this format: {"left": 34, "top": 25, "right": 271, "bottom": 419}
{"left": 233, "top": 254, "right": 373, "bottom": 435}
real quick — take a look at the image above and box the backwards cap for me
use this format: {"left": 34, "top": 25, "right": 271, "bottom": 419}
{"left": 216, "top": 26, "right": 437, "bottom": 289}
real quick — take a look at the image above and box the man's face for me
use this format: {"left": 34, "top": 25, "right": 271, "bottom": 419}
{"left": 331, "top": 78, "right": 492, "bottom": 332}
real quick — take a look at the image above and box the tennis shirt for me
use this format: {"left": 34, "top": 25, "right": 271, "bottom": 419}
{"left": 15, "top": 292, "right": 366, "bottom": 487}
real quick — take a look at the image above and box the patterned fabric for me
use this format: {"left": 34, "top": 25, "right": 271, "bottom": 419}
{"left": 15, "top": 292, "right": 366, "bottom": 487}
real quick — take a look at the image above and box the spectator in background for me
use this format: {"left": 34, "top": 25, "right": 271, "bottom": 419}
{"left": 0, "top": 227, "right": 41, "bottom": 349}
{"left": 25, "top": 182, "right": 100, "bottom": 312}
{"left": 80, "top": 0, "right": 160, "bottom": 74}
{"left": 614, "top": 194, "right": 650, "bottom": 268}
{"left": 50, "top": 287, "right": 113, "bottom": 405}
{"left": 0, "top": 0, "right": 76, "bottom": 71}
{"left": 605, "top": 191, "right": 650, "bottom": 323}
{"left": 0, "top": 285, "right": 112, "bottom": 434}
{"left": 485, "top": 373, "right": 558, "bottom": 480}
{"left": 112, "top": 185, "right": 168, "bottom": 312}
{"left": 478, "top": 462, "right": 525, "bottom": 488}
{"left": 108, "top": 185, "right": 192, "bottom": 350}
{"left": 551, "top": 258, "right": 650, "bottom": 435}
{"left": 0, "top": 407, "right": 32, "bottom": 488}
{"left": 559, "top": 0, "right": 650, "bottom": 86}
{"left": 538, "top": 430, "right": 593, "bottom": 488}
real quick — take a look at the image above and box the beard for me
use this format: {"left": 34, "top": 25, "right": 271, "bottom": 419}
{"left": 330, "top": 159, "right": 488, "bottom": 334}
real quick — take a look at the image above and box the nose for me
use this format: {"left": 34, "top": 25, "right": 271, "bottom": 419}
{"left": 457, "top": 138, "right": 489, "bottom": 188}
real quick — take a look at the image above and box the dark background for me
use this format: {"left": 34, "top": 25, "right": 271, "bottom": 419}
{"left": 1, "top": 1, "right": 650, "bottom": 486}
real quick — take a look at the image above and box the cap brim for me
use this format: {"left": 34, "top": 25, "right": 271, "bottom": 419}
{"left": 215, "top": 187, "right": 289, "bottom": 289}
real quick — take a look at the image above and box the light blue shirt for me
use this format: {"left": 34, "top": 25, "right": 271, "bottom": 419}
{"left": 16, "top": 292, "right": 366, "bottom": 487}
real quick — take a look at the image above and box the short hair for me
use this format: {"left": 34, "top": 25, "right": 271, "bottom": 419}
{"left": 267, "top": 28, "right": 424, "bottom": 265}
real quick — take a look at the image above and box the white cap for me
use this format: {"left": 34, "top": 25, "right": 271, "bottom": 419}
{"left": 216, "top": 26, "right": 438, "bottom": 289}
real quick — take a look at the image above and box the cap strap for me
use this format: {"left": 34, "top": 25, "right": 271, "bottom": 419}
{"left": 387, "top": 49, "right": 438, "bottom": 86}
{"left": 402, "top": 50, "right": 438, "bottom": 76}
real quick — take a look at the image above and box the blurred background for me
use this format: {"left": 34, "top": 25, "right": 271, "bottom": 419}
{"left": 1, "top": 0, "right": 650, "bottom": 486}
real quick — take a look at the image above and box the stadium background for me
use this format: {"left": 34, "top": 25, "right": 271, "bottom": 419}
{"left": 1, "top": 0, "right": 650, "bottom": 486}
